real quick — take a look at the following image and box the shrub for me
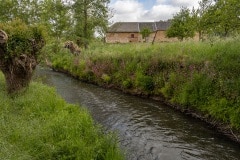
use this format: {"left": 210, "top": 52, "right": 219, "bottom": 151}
{"left": 175, "top": 73, "right": 215, "bottom": 107}
{"left": 102, "top": 74, "right": 111, "bottom": 84}
{"left": 135, "top": 72, "right": 154, "bottom": 92}
{"left": 122, "top": 79, "right": 132, "bottom": 89}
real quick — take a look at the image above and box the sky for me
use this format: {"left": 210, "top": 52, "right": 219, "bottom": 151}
{"left": 109, "top": 0, "right": 199, "bottom": 23}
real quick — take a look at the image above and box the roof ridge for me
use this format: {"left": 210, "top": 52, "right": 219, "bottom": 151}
{"left": 107, "top": 21, "right": 171, "bottom": 33}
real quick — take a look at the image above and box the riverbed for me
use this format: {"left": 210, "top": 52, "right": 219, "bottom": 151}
{"left": 35, "top": 67, "right": 240, "bottom": 160}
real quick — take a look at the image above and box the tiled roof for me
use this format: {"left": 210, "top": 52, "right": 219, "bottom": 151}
{"left": 139, "top": 22, "right": 156, "bottom": 32}
{"left": 155, "top": 21, "right": 171, "bottom": 30}
{"left": 107, "top": 21, "right": 171, "bottom": 33}
{"left": 107, "top": 22, "right": 139, "bottom": 32}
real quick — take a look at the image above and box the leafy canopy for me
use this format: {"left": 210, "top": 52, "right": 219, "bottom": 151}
{"left": 166, "top": 7, "right": 195, "bottom": 41}
{"left": 140, "top": 28, "right": 151, "bottom": 40}
{"left": 0, "top": 19, "right": 46, "bottom": 57}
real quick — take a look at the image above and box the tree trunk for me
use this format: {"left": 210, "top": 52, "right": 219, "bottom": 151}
{"left": 2, "top": 55, "right": 37, "bottom": 94}
{"left": 152, "top": 31, "right": 158, "bottom": 45}
{"left": 83, "top": 0, "right": 89, "bottom": 49}
{"left": 0, "top": 30, "right": 38, "bottom": 94}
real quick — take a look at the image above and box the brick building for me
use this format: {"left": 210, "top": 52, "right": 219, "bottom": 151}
{"left": 105, "top": 21, "right": 199, "bottom": 43}
{"left": 106, "top": 21, "right": 178, "bottom": 43}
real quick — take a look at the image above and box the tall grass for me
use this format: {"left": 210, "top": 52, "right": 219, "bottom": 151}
{"left": 48, "top": 38, "right": 240, "bottom": 131}
{"left": 0, "top": 72, "right": 124, "bottom": 160}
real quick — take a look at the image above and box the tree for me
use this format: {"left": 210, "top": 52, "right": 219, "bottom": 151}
{"left": 166, "top": 7, "right": 196, "bottom": 41}
{"left": 193, "top": 0, "right": 215, "bottom": 40}
{"left": 41, "top": 0, "right": 72, "bottom": 39}
{"left": 140, "top": 28, "right": 151, "bottom": 42}
{"left": 198, "top": 0, "right": 240, "bottom": 37}
{"left": 0, "top": 0, "right": 15, "bottom": 22}
{"left": 0, "top": 0, "right": 72, "bottom": 39}
{"left": 72, "top": 0, "right": 110, "bottom": 48}
{"left": 0, "top": 0, "right": 43, "bottom": 24}
{"left": 0, "top": 19, "right": 45, "bottom": 94}
{"left": 212, "top": 0, "right": 239, "bottom": 37}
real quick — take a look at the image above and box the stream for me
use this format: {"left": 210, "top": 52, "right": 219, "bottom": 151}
{"left": 35, "top": 67, "right": 240, "bottom": 160}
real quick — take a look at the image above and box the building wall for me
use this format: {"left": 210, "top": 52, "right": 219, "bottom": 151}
{"left": 153, "top": 31, "right": 178, "bottom": 42}
{"left": 106, "top": 32, "right": 141, "bottom": 43}
{"left": 106, "top": 31, "right": 199, "bottom": 43}
{"left": 190, "top": 32, "right": 200, "bottom": 41}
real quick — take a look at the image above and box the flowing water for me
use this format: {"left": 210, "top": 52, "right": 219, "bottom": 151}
{"left": 35, "top": 68, "right": 240, "bottom": 160}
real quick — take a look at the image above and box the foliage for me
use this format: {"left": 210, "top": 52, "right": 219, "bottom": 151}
{"left": 49, "top": 38, "right": 240, "bottom": 130}
{"left": 0, "top": 0, "right": 43, "bottom": 24}
{"left": 194, "top": 0, "right": 215, "bottom": 40}
{"left": 122, "top": 79, "right": 132, "bottom": 89}
{"left": 102, "top": 74, "right": 111, "bottom": 84}
{"left": 166, "top": 7, "right": 196, "bottom": 41}
{"left": 0, "top": 0, "right": 110, "bottom": 46}
{"left": 201, "top": 0, "right": 240, "bottom": 37}
{"left": 0, "top": 19, "right": 46, "bottom": 57}
{"left": 135, "top": 72, "right": 154, "bottom": 92}
{"left": 0, "top": 72, "right": 124, "bottom": 160}
{"left": 167, "top": 0, "right": 240, "bottom": 40}
{"left": 41, "top": 0, "right": 72, "bottom": 38}
{"left": 0, "top": 0, "right": 239, "bottom": 43}
{"left": 71, "top": 0, "right": 110, "bottom": 48}
{"left": 140, "top": 28, "right": 151, "bottom": 42}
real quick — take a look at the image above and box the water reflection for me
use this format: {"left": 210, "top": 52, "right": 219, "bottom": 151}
{"left": 35, "top": 68, "right": 240, "bottom": 160}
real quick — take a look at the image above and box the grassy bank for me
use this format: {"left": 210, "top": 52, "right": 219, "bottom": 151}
{"left": 0, "top": 72, "right": 124, "bottom": 160}
{"left": 48, "top": 38, "right": 240, "bottom": 141}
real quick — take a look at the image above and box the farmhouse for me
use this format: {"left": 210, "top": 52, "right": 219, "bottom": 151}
{"left": 106, "top": 21, "right": 179, "bottom": 43}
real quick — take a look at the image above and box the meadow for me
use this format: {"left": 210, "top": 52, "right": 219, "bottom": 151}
{"left": 0, "top": 72, "right": 124, "bottom": 160}
{"left": 48, "top": 37, "right": 240, "bottom": 141}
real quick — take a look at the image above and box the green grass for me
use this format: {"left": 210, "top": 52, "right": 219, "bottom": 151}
{"left": 0, "top": 72, "right": 124, "bottom": 160}
{"left": 48, "top": 37, "right": 240, "bottom": 130}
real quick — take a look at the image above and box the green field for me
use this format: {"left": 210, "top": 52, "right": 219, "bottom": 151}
{"left": 0, "top": 72, "right": 124, "bottom": 160}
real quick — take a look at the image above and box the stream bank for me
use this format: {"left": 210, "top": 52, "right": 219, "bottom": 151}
{"left": 0, "top": 71, "right": 123, "bottom": 160}
{"left": 46, "top": 40, "right": 240, "bottom": 143}
{"left": 35, "top": 67, "right": 240, "bottom": 160}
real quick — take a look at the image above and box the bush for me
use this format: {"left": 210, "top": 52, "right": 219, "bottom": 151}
{"left": 102, "top": 74, "right": 111, "bottom": 84}
{"left": 135, "top": 72, "right": 154, "bottom": 92}
{"left": 176, "top": 73, "right": 215, "bottom": 107}
{"left": 122, "top": 79, "right": 132, "bottom": 89}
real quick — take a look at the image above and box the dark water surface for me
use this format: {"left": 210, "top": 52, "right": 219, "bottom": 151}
{"left": 35, "top": 68, "right": 240, "bottom": 160}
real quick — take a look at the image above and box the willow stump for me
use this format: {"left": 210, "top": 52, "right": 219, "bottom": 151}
{"left": 0, "top": 29, "right": 44, "bottom": 94}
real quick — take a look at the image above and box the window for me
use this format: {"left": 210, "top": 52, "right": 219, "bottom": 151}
{"left": 131, "top": 34, "right": 134, "bottom": 38}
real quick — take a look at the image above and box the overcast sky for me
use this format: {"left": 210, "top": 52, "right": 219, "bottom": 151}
{"left": 109, "top": 0, "right": 199, "bottom": 23}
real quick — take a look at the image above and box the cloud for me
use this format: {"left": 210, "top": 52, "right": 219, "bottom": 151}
{"left": 169, "top": 0, "right": 199, "bottom": 8}
{"left": 111, "top": 0, "right": 142, "bottom": 14}
{"left": 142, "top": 5, "right": 179, "bottom": 21}
{"left": 110, "top": 0, "right": 147, "bottom": 22}
{"left": 144, "top": 0, "right": 199, "bottom": 21}
{"left": 109, "top": 0, "right": 199, "bottom": 23}
{"left": 156, "top": 0, "right": 198, "bottom": 7}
